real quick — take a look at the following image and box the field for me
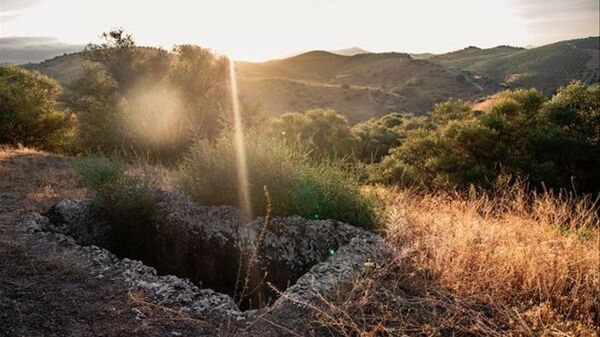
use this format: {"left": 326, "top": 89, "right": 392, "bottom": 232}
{"left": 316, "top": 185, "right": 599, "bottom": 336}
{"left": 1, "top": 146, "right": 597, "bottom": 336}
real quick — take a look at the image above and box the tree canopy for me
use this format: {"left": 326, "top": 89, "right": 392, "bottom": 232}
{"left": 0, "top": 66, "right": 76, "bottom": 151}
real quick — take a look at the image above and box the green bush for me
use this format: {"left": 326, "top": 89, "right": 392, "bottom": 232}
{"left": 267, "top": 109, "right": 358, "bottom": 160}
{"left": 352, "top": 112, "right": 409, "bottom": 163}
{"left": 74, "top": 156, "right": 156, "bottom": 254}
{"left": 371, "top": 82, "right": 600, "bottom": 192}
{"left": 177, "top": 132, "right": 378, "bottom": 229}
{"left": 0, "top": 66, "right": 76, "bottom": 152}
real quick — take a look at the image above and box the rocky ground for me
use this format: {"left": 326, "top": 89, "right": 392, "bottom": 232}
{"left": 0, "top": 147, "right": 211, "bottom": 337}
{"left": 0, "top": 147, "right": 386, "bottom": 337}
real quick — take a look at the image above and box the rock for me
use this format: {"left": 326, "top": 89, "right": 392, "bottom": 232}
{"left": 128, "top": 307, "right": 145, "bottom": 321}
{"left": 19, "top": 190, "right": 389, "bottom": 335}
{"left": 44, "top": 199, "right": 111, "bottom": 247}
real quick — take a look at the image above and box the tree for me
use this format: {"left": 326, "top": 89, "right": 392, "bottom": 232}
{"left": 372, "top": 83, "right": 600, "bottom": 192}
{"left": 68, "top": 61, "right": 123, "bottom": 152}
{"left": 534, "top": 81, "right": 599, "bottom": 191}
{"left": 68, "top": 30, "right": 231, "bottom": 159}
{"left": 268, "top": 109, "right": 358, "bottom": 160}
{"left": 0, "top": 66, "right": 76, "bottom": 151}
{"left": 431, "top": 99, "right": 474, "bottom": 125}
{"left": 352, "top": 113, "right": 404, "bottom": 163}
{"left": 170, "top": 45, "right": 229, "bottom": 138}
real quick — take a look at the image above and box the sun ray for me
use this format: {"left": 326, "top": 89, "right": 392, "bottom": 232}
{"left": 229, "top": 58, "right": 252, "bottom": 220}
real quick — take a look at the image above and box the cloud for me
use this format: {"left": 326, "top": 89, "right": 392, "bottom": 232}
{"left": 509, "top": 0, "right": 599, "bottom": 44}
{"left": 0, "top": 36, "right": 62, "bottom": 47}
{"left": 0, "top": 0, "right": 43, "bottom": 12}
{"left": 513, "top": 0, "right": 599, "bottom": 16}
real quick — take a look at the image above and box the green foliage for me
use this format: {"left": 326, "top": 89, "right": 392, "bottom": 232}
{"left": 372, "top": 82, "right": 600, "bottom": 192}
{"left": 267, "top": 109, "right": 358, "bottom": 160}
{"left": 294, "top": 161, "right": 379, "bottom": 228}
{"left": 68, "top": 62, "right": 123, "bottom": 152}
{"left": 351, "top": 112, "right": 407, "bottom": 163}
{"left": 532, "top": 82, "right": 599, "bottom": 191}
{"left": 68, "top": 29, "right": 231, "bottom": 160}
{"left": 0, "top": 66, "right": 76, "bottom": 151}
{"left": 431, "top": 99, "right": 475, "bottom": 125}
{"left": 177, "top": 132, "right": 378, "bottom": 229}
{"left": 170, "top": 45, "right": 229, "bottom": 138}
{"left": 75, "top": 156, "right": 157, "bottom": 254}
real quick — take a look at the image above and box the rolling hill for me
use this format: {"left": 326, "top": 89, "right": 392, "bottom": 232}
{"left": 25, "top": 53, "right": 85, "bottom": 87}
{"left": 329, "top": 47, "right": 371, "bottom": 56}
{"left": 15, "top": 36, "right": 599, "bottom": 123}
{"left": 430, "top": 45, "right": 524, "bottom": 69}
{"left": 236, "top": 51, "right": 493, "bottom": 121}
{"left": 0, "top": 37, "right": 84, "bottom": 65}
{"left": 431, "top": 37, "right": 599, "bottom": 94}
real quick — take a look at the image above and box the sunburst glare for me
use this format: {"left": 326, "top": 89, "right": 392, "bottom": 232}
{"left": 229, "top": 58, "right": 252, "bottom": 220}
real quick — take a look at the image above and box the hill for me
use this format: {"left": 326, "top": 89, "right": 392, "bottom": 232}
{"left": 236, "top": 51, "right": 493, "bottom": 121}
{"left": 431, "top": 45, "right": 524, "bottom": 69}
{"left": 409, "top": 53, "right": 436, "bottom": 60}
{"left": 24, "top": 53, "right": 85, "bottom": 88}
{"left": 432, "top": 37, "right": 600, "bottom": 93}
{"left": 23, "top": 48, "right": 490, "bottom": 122}
{"left": 17, "top": 37, "right": 599, "bottom": 123}
{"left": 329, "top": 47, "right": 371, "bottom": 56}
{"left": 0, "top": 37, "right": 84, "bottom": 65}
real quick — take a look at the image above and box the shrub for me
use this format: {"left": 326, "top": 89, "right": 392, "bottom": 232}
{"left": 0, "top": 66, "right": 76, "bottom": 152}
{"left": 177, "top": 132, "right": 378, "bottom": 229}
{"left": 372, "top": 83, "right": 600, "bottom": 192}
{"left": 267, "top": 109, "right": 358, "bottom": 160}
{"left": 352, "top": 112, "right": 407, "bottom": 163}
{"left": 74, "top": 156, "right": 156, "bottom": 255}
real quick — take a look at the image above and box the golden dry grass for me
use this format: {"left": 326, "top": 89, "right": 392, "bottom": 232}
{"left": 314, "top": 183, "right": 599, "bottom": 336}
{"left": 127, "top": 160, "right": 176, "bottom": 192}
{"left": 0, "top": 145, "right": 86, "bottom": 213}
{"left": 1, "top": 145, "right": 597, "bottom": 335}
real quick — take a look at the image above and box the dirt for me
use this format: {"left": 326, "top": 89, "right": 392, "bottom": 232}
{"left": 0, "top": 148, "right": 210, "bottom": 337}
{"left": 0, "top": 147, "right": 388, "bottom": 337}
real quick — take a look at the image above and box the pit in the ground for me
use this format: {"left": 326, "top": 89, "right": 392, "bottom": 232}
{"left": 45, "top": 196, "right": 355, "bottom": 311}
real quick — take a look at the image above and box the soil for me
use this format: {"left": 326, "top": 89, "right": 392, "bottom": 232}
{"left": 0, "top": 147, "right": 386, "bottom": 337}
{"left": 0, "top": 148, "right": 211, "bottom": 337}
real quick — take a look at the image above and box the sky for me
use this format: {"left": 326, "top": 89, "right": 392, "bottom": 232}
{"left": 1, "top": 0, "right": 598, "bottom": 61}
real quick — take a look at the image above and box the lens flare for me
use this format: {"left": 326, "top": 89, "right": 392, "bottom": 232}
{"left": 124, "top": 82, "right": 185, "bottom": 148}
{"left": 229, "top": 59, "right": 252, "bottom": 220}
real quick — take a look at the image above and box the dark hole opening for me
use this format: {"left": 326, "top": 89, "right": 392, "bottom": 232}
{"left": 45, "top": 202, "right": 326, "bottom": 311}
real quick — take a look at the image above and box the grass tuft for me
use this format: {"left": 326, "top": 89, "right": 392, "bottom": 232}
{"left": 176, "top": 132, "right": 379, "bottom": 229}
{"left": 74, "top": 156, "right": 157, "bottom": 255}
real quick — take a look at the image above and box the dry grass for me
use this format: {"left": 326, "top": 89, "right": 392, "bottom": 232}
{"left": 2, "top": 145, "right": 597, "bottom": 335}
{"left": 0, "top": 145, "right": 86, "bottom": 213}
{"left": 127, "top": 160, "right": 176, "bottom": 192}
{"left": 313, "top": 183, "right": 599, "bottom": 336}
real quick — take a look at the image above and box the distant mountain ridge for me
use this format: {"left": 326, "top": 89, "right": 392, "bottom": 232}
{"left": 0, "top": 37, "right": 84, "bottom": 64}
{"left": 15, "top": 36, "right": 600, "bottom": 123}
{"left": 430, "top": 37, "right": 599, "bottom": 93}
{"left": 328, "top": 47, "right": 371, "bottom": 56}
{"left": 235, "top": 50, "right": 492, "bottom": 121}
